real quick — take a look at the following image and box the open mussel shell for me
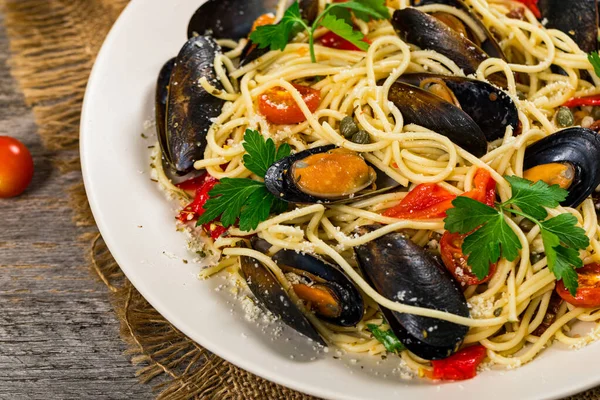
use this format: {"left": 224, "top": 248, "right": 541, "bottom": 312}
{"left": 272, "top": 248, "right": 364, "bottom": 327}
{"left": 387, "top": 81, "right": 488, "bottom": 157}
{"left": 165, "top": 36, "right": 225, "bottom": 175}
{"left": 538, "top": 0, "right": 598, "bottom": 53}
{"left": 398, "top": 73, "right": 520, "bottom": 141}
{"left": 155, "top": 58, "right": 175, "bottom": 165}
{"left": 239, "top": 246, "right": 325, "bottom": 345}
{"left": 410, "top": 0, "right": 506, "bottom": 60}
{"left": 354, "top": 226, "right": 469, "bottom": 360}
{"left": 524, "top": 127, "right": 600, "bottom": 208}
{"left": 264, "top": 145, "right": 399, "bottom": 204}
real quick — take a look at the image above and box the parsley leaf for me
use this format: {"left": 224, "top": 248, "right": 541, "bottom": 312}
{"left": 336, "top": 0, "right": 391, "bottom": 22}
{"left": 504, "top": 176, "right": 566, "bottom": 220}
{"left": 319, "top": 14, "right": 369, "bottom": 51}
{"left": 541, "top": 213, "right": 590, "bottom": 250}
{"left": 249, "top": 2, "right": 305, "bottom": 51}
{"left": 588, "top": 51, "right": 600, "bottom": 78}
{"left": 541, "top": 229, "right": 583, "bottom": 296}
{"left": 242, "top": 129, "right": 290, "bottom": 177}
{"left": 444, "top": 196, "right": 499, "bottom": 235}
{"left": 198, "top": 130, "right": 292, "bottom": 231}
{"left": 367, "top": 324, "right": 405, "bottom": 353}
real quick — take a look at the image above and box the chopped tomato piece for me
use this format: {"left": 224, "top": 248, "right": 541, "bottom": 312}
{"left": 383, "top": 183, "right": 456, "bottom": 219}
{"left": 383, "top": 168, "right": 496, "bottom": 219}
{"left": 251, "top": 13, "right": 275, "bottom": 32}
{"left": 514, "top": 0, "right": 541, "bottom": 19}
{"left": 562, "top": 95, "right": 600, "bottom": 108}
{"left": 424, "top": 345, "right": 487, "bottom": 381}
{"left": 258, "top": 83, "right": 321, "bottom": 124}
{"left": 556, "top": 263, "right": 600, "bottom": 308}
{"left": 319, "top": 31, "right": 370, "bottom": 51}
{"left": 440, "top": 231, "right": 497, "bottom": 286}
{"left": 176, "top": 173, "right": 227, "bottom": 239}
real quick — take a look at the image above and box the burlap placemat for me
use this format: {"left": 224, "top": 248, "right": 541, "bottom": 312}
{"left": 2, "top": 1, "right": 599, "bottom": 399}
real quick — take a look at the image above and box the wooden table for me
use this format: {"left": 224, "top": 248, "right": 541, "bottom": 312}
{"left": 0, "top": 15, "right": 152, "bottom": 399}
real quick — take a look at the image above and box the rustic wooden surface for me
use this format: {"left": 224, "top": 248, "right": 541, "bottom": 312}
{"left": 0, "top": 14, "right": 153, "bottom": 399}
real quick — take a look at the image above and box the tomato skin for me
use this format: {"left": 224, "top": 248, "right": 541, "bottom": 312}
{"left": 514, "top": 0, "right": 541, "bottom": 18}
{"left": 383, "top": 168, "right": 496, "bottom": 219}
{"left": 319, "top": 31, "right": 370, "bottom": 51}
{"left": 0, "top": 136, "right": 34, "bottom": 198}
{"left": 440, "top": 231, "right": 497, "bottom": 286}
{"left": 425, "top": 345, "right": 487, "bottom": 381}
{"left": 258, "top": 84, "right": 321, "bottom": 124}
{"left": 176, "top": 173, "right": 227, "bottom": 239}
{"left": 556, "top": 263, "right": 600, "bottom": 308}
{"left": 383, "top": 183, "right": 456, "bottom": 219}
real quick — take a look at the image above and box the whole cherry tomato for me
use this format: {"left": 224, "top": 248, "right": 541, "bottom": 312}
{"left": 0, "top": 136, "right": 34, "bottom": 198}
{"left": 258, "top": 83, "right": 321, "bottom": 124}
{"left": 556, "top": 263, "right": 600, "bottom": 308}
{"left": 440, "top": 231, "right": 497, "bottom": 286}
{"left": 319, "top": 31, "right": 370, "bottom": 51}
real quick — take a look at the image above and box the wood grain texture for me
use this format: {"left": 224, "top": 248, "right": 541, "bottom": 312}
{"left": 0, "top": 13, "right": 152, "bottom": 399}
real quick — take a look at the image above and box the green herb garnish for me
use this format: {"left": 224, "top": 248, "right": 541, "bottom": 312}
{"left": 249, "top": 0, "right": 390, "bottom": 64}
{"left": 367, "top": 323, "right": 405, "bottom": 353}
{"left": 197, "top": 129, "right": 289, "bottom": 231}
{"left": 444, "top": 176, "right": 589, "bottom": 296}
{"left": 588, "top": 51, "right": 600, "bottom": 78}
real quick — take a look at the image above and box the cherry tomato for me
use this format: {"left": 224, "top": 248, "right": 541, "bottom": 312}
{"left": 463, "top": 169, "right": 496, "bottom": 207}
{"left": 319, "top": 31, "right": 370, "bottom": 51}
{"left": 424, "top": 345, "right": 487, "bottom": 381}
{"left": 514, "top": 0, "right": 541, "bottom": 18}
{"left": 0, "top": 136, "right": 34, "bottom": 198}
{"left": 556, "top": 263, "right": 600, "bottom": 308}
{"left": 440, "top": 231, "right": 497, "bottom": 286}
{"left": 258, "top": 84, "right": 321, "bottom": 124}
{"left": 383, "top": 183, "right": 456, "bottom": 219}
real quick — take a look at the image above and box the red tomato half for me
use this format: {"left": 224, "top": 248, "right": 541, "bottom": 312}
{"left": 382, "top": 183, "right": 456, "bottom": 219}
{"left": 258, "top": 84, "right": 321, "bottom": 124}
{"left": 556, "top": 263, "right": 600, "bottom": 308}
{"left": 0, "top": 136, "right": 34, "bottom": 198}
{"left": 319, "top": 31, "right": 370, "bottom": 51}
{"left": 425, "top": 345, "right": 487, "bottom": 381}
{"left": 440, "top": 231, "right": 497, "bottom": 286}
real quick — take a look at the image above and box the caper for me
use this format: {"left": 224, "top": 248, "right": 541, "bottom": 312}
{"left": 493, "top": 307, "right": 503, "bottom": 317}
{"left": 592, "top": 106, "right": 600, "bottom": 120}
{"left": 556, "top": 106, "right": 574, "bottom": 128}
{"left": 351, "top": 129, "right": 370, "bottom": 144}
{"left": 340, "top": 116, "right": 359, "bottom": 138}
{"left": 518, "top": 218, "right": 536, "bottom": 232}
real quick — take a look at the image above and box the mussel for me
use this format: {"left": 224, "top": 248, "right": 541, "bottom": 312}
{"left": 538, "top": 0, "right": 598, "bottom": 54}
{"left": 397, "top": 73, "right": 520, "bottom": 141}
{"left": 155, "top": 58, "right": 175, "bottom": 164}
{"left": 387, "top": 81, "right": 488, "bottom": 157}
{"left": 392, "top": 7, "right": 506, "bottom": 87}
{"left": 354, "top": 226, "right": 470, "bottom": 360}
{"left": 410, "top": 0, "right": 506, "bottom": 60}
{"left": 523, "top": 127, "right": 600, "bottom": 208}
{"left": 162, "top": 36, "right": 225, "bottom": 175}
{"left": 239, "top": 238, "right": 364, "bottom": 343}
{"left": 264, "top": 146, "right": 399, "bottom": 204}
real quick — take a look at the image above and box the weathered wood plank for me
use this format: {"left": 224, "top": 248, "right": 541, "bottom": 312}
{"left": 0, "top": 12, "right": 152, "bottom": 399}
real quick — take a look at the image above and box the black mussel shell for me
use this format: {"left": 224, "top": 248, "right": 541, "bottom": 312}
{"left": 398, "top": 73, "right": 520, "bottom": 141}
{"left": 392, "top": 8, "right": 487, "bottom": 77}
{"left": 272, "top": 249, "right": 364, "bottom": 327}
{"left": 538, "top": 0, "right": 599, "bottom": 53}
{"left": 264, "top": 145, "right": 399, "bottom": 204}
{"left": 524, "top": 127, "right": 600, "bottom": 208}
{"left": 239, "top": 249, "right": 326, "bottom": 345}
{"left": 410, "top": 0, "right": 506, "bottom": 60}
{"left": 387, "top": 81, "right": 488, "bottom": 157}
{"left": 166, "top": 36, "right": 225, "bottom": 175}
{"left": 156, "top": 58, "right": 175, "bottom": 165}
{"left": 355, "top": 226, "right": 469, "bottom": 360}
{"left": 188, "top": 0, "right": 284, "bottom": 39}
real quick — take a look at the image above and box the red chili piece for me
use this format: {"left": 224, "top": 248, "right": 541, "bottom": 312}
{"left": 514, "top": 0, "right": 541, "bottom": 19}
{"left": 427, "top": 345, "right": 487, "bottom": 381}
{"left": 176, "top": 173, "right": 226, "bottom": 239}
{"left": 562, "top": 95, "right": 600, "bottom": 108}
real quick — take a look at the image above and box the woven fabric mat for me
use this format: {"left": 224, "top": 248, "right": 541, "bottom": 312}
{"left": 2, "top": 0, "right": 599, "bottom": 399}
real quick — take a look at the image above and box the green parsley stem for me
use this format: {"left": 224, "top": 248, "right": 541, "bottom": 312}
{"left": 499, "top": 205, "right": 541, "bottom": 228}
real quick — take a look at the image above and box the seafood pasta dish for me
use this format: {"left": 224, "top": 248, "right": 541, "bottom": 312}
{"left": 152, "top": 0, "right": 600, "bottom": 381}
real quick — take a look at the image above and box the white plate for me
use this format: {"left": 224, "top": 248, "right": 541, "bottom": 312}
{"left": 80, "top": 1, "right": 600, "bottom": 399}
